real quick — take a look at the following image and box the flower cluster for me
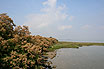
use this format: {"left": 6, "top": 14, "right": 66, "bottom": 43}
{"left": 0, "top": 13, "right": 58, "bottom": 69}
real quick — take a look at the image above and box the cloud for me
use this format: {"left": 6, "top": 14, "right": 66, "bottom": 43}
{"left": 24, "top": 0, "right": 73, "bottom": 36}
{"left": 58, "top": 25, "right": 72, "bottom": 30}
{"left": 100, "top": 26, "right": 104, "bottom": 30}
{"left": 81, "top": 25, "right": 92, "bottom": 29}
{"left": 42, "top": 0, "right": 57, "bottom": 8}
{"left": 69, "top": 16, "right": 75, "bottom": 21}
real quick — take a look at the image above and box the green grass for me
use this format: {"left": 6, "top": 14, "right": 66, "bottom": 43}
{"left": 48, "top": 41, "right": 104, "bottom": 51}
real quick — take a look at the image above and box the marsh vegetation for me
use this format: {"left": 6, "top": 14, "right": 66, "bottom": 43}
{"left": 48, "top": 42, "right": 104, "bottom": 51}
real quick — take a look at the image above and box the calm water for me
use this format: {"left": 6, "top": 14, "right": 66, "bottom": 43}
{"left": 50, "top": 46, "right": 104, "bottom": 69}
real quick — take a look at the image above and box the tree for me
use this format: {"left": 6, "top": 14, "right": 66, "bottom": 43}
{"left": 0, "top": 13, "right": 16, "bottom": 39}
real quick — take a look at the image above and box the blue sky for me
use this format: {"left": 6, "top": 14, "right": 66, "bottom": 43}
{"left": 0, "top": 0, "right": 104, "bottom": 41}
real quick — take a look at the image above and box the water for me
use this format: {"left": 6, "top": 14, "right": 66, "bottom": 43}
{"left": 50, "top": 46, "right": 104, "bottom": 69}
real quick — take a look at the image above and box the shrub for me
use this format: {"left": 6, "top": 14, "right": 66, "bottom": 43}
{"left": 0, "top": 13, "right": 58, "bottom": 69}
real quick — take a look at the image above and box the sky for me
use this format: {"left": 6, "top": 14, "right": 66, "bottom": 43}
{"left": 0, "top": 0, "right": 104, "bottom": 41}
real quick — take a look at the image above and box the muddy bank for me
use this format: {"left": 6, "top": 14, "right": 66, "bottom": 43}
{"left": 44, "top": 51, "right": 57, "bottom": 59}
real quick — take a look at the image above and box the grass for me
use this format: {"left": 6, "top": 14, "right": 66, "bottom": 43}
{"left": 48, "top": 41, "right": 104, "bottom": 51}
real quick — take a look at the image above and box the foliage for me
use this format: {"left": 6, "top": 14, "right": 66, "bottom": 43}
{"left": 0, "top": 13, "right": 15, "bottom": 40}
{"left": 0, "top": 13, "right": 58, "bottom": 69}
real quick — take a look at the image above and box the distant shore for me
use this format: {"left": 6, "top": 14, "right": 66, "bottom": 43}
{"left": 48, "top": 41, "right": 104, "bottom": 51}
{"left": 59, "top": 40, "right": 104, "bottom": 43}
{"left": 45, "top": 41, "right": 104, "bottom": 59}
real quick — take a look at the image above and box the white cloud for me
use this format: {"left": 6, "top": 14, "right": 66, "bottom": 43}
{"left": 69, "top": 16, "right": 75, "bottom": 21}
{"left": 81, "top": 25, "right": 92, "bottom": 29}
{"left": 100, "top": 26, "right": 104, "bottom": 30}
{"left": 43, "top": 0, "right": 57, "bottom": 8}
{"left": 24, "top": 0, "right": 73, "bottom": 36}
{"left": 58, "top": 25, "right": 72, "bottom": 30}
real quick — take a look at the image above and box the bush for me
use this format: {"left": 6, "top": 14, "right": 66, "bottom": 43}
{"left": 0, "top": 13, "right": 58, "bottom": 69}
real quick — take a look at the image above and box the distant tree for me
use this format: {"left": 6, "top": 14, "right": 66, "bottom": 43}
{"left": 49, "top": 36, "right": 52, "bottom": 38}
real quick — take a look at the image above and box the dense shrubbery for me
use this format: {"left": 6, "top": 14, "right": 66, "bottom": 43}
{"left": 0, "top": 13, "right": 58, "bottom": 69}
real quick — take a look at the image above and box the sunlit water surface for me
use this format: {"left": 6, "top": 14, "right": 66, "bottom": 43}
{"left": 50, "top": 46, "right": 104, "bottom": 69}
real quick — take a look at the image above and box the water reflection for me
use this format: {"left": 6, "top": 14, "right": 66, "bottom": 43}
{"left": 50, "top": 46, "right": 104, "bottom": 69}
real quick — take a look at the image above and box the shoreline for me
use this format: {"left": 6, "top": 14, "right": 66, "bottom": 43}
{"left": 46, "top": 41, "right": 104, "bottom": 59}
{"left": 48, "top": 41, "right": 104, "bottom": 51}
{"left": 59, "top": 40, "right": 104, "bottom": 43}
{"left": 44, "top": 50, "right": 57, "bottom": 59}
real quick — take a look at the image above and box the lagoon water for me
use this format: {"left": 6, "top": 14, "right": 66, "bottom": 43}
{"left": 50, "top": 46, "right": 104, "bottom": 69}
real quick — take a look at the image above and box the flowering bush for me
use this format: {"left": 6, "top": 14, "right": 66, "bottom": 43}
{"left": 0, "top": 13, "right": 58, "bottom": 69}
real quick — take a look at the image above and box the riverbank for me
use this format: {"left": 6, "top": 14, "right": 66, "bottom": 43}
{"left": 48, "top": 41, "right": 104, "bottom": 52}
{"left": 45, "top": 41, "right": 104, "bottom": 59}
